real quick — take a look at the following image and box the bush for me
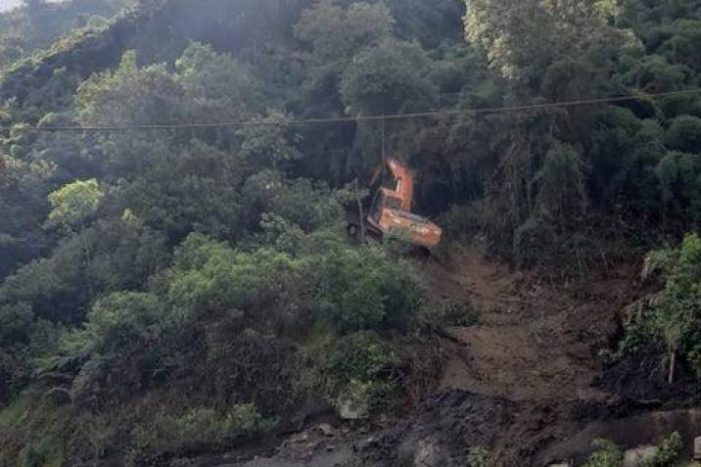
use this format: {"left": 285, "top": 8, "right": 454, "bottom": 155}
{"left": 618, "top": 234, "right": 701, "bottom": 383}
{"left": 665, "top": 115, "right": 701, "bottom": 153}
{"left": 584, "top": 439, "right": 624, "bottom": 467}
{"left": 311, "top": 244, "right": 421, "bottom": 334}
{"left": 467, "top": 446, "right": 489, "bottom": 467}
{"left": 60, "top": 292, "right": 168, "bottom": 406}
{"left": 647, "top": 431, "right": 681, "bottom": 467}
{"left": 307, "top": 331, "right": 401, "bottom": 415}
{"left": 513, "top": 214, "right": 557, "bottom": 268}
{"left": 205, "top": 329, "right": 299, "bottom": 414}
{"left": 130, "top": 404, "right": 275, "bottom": 462}
{"left": 421, "top": 299, "right": 480, "bottom": 328}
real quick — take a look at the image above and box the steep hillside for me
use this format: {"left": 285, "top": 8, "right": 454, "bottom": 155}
{"left": 1, "top": 0, "right": 700, "bottom": 466}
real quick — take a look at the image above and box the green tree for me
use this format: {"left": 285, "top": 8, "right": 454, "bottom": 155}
{"left": 583, "top": 439, "right": 623, "bottom": 467}
{"left": 62, "top": 291, "right": 168, "bottom": 405}
{"left": 46, "top": 179, "right": 104, "bottom": 230}
{"left": 340, "top": 38, "right": 437, "bottom": 116}
{"left": 620, "top": 234, "right": 701, "bottom": 383}
{"left": 236, "top": 110, "right": 301, "bottom": 171}
{"left": 77, "top": 50, "right": 181, "bottom": 128}
{"left": 175, "top": 42, "right": 261, "bottom": 129}
{"left": 294, "top": 0, "right": 393, "bottom": 61}
{"left": 464, "top": 0, "right": 619, "bottom": 85}
{"left": 535, "top": 141, "right": 587, "bottom": 228}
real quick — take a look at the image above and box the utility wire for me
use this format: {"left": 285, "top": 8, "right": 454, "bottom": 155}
{"left": 1, "top": 89, "right": 699, "bottom": 133}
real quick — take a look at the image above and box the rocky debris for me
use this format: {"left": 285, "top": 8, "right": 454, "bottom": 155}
{"left": 623, "top": 445, "right": 657, "bottom": 467}
{"left": 411, "top": 438, "right": 440, "bottom": 466}
{"left": 356, "top": 390, "right": 513, "bottom": 466}
{"left": 316, "top": 423, "right": 335, "bottom": 437}
{"left": 337, "top": 397, "right": 368, "bottom": 420}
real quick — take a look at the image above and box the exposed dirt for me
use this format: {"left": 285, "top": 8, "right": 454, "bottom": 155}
{"left": 424, "top": 244, "right": 630, "bottom": 404}
{"left": 209, "top": 243, "right": 701, "bottom": 467}
{"left": 351, "top": 244, "right": 642, "bottom": 466}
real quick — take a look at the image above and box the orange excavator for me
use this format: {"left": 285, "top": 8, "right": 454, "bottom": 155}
{"left": 346, "top": 158, "right": 442, "bottom": 248}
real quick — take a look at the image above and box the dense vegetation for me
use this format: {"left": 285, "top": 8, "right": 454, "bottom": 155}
{"left": 0, "top": 0, "right": 700, "bottom": 465}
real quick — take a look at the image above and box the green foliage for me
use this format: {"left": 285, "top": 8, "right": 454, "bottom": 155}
{"left": 655, "top": 151, "right": 701, "bottom": 224}
{"left": 535, "top": 142, "right": 587, "bottom": 226}
{"left": 294, "top": 1, "right": 393, "bottom": 60}
{"left": 57, "top": 291, "right": 168, "bottom": 405}
{"left": 77, "top": 51, "right": 180, "bottom": 128}
{"left": 467, "top": 446, "right": 489, "bottom": 467}
{"left": 46, "top": 179, "right": 104, "bottom": 229}
{"left": 237, "top": 110, "right": 301, "bottom": 170}
{"left": 436, "top": 300, "right": 481, "bottom": 328}
{"left": 619, "top": 234, "right": 701, "bottom": 381}
{"left": 167, "top": 233, "right": 304, "bottom": 326}
{"left": 0, "top": 0, "right": 124, "bottom": 73}
{"left": 130, "top": 404, "right": 275, "bottom": 461}
{"left": 645, "top": 431, "right": 681, "bottom": 467}
{"left": 340, "top": 38, "right": 437, "bottom": 115}
{"left": 3, "top": 0, "right": 701, "bottom": 463}
{"left": 665, "top": 115, "right": 701, "bottom": 153}
{"left": 464, "top": 0, "right": 619, "bottom": 85}
{"left": 311, "top": 242, "right": 420, "bottom": 334}
{"left": 176, "top": 42, "right": 262, "bottom": 127}
{"left": 308, "top": 331, "right": 401, "bottom": 414}
{"left": 584, "top": 439, "right": 624, "bottom": 467}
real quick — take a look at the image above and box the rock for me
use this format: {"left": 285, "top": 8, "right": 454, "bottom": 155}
{"left": 338, "top": 397, "right": 368, "bottom": 420}
{"left": 356, "top": 436, "right": 377, "bottom": 451}
{"left": 623, "top": 445, "right": 657, "bottom": 467}
{"left": 413, "top": 439, "right": 439, "bottom": 467}
{"left": 317, "top": 423, "right": 335, "bottom": 437}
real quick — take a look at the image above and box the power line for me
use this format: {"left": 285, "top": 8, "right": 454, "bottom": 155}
{"left": 1, "top": 89, "right": 699, "bottom": 133}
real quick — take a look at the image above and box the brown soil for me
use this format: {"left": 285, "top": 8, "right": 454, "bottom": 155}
{"left": 424, "top": 243, "right": 627, "bottom": 403}
{"left": 215, "top": 242, "right": 701, "bottom": 467}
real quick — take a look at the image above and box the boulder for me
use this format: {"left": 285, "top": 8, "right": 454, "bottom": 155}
{"left": 623, "top": 445, "right": 657, "bottom": 467}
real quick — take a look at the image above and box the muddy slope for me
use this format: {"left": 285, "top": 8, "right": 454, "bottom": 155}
{"left": 215, "top": 244, "right": 699, "bottom": 466}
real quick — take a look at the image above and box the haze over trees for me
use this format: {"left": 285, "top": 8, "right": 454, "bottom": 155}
{"left": 0, "top": 0, "right": 700, "bottom": 465}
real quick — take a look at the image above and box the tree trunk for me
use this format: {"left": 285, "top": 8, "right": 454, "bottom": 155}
{"left": 354, "top": 178, "right": 366, "bottom": 244}
{"left": 668, "top": 350, "right": 676, "bottom": 384}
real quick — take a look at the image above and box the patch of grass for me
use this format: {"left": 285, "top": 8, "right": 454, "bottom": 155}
{"left": 0, "top": 396, "right": 30, "bottom": 429}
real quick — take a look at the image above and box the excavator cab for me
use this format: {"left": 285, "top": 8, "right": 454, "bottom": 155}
{"left": 347, "top": 158, "right": 442, "bottom": 249}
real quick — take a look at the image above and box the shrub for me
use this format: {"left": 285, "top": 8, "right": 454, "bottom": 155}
{"left": 311, "top": 244, "right": 421, "bottom": 334}
{"left": 647, "top": 431, "right": 681, "bottom": 467}
{"left": 46, "top": 179, "right": 104, "bottom": 230}
{"left": 205, "top": 329, "right": 299, "bottom": 414}
{"left": 665, "top": 115, "right": 701, "bottom": 153}
{"left": 440, "top": 300, "right": 481, "bottom": 327}
{"left": 513, "top": 214, "right": 557, "bottom": 268}
{"left": 468, "top": 446, "right": 489, "bottom": 467}
{"left": 130, "top": 404, "right": 275, "bottom": 462}
{"left": 51, "top": 292, "right": 168, "bottom": 406}
{"left": 307, "top": 331, "right": 401, "bottom": 415}
{"left": 618, "top": 234, "right": 701, "bottom": 383}
{"left": 584, "top": 439, "right": 624, "bottom": 467}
